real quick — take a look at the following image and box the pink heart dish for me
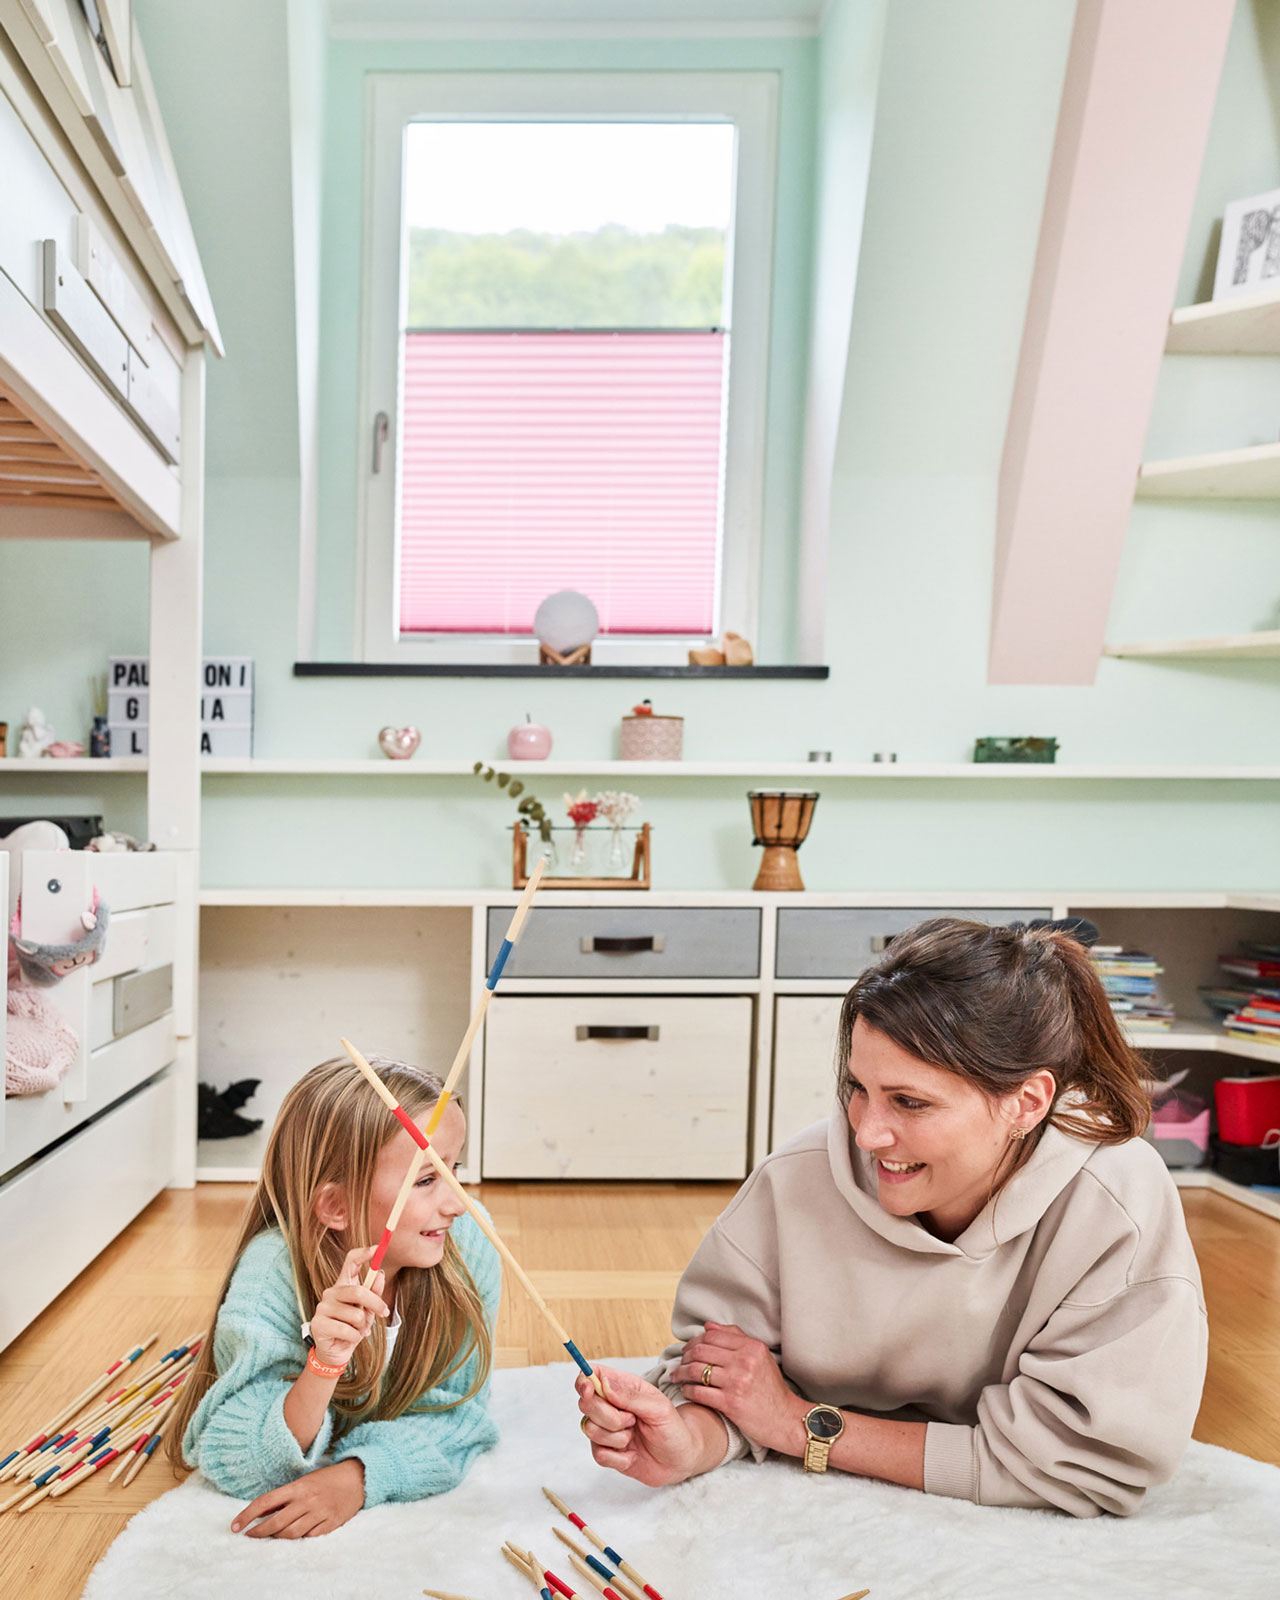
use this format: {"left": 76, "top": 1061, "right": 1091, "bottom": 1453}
{"left": 378, "top": 725, "right": 421, "bottom": 760}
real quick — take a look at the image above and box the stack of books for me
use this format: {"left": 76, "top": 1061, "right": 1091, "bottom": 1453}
{"left": 1198, "top": 985, "right": 1260, "bottom": 1018}
{"left": 1089, "top": 945, "right": 1173, "bottom": 1031}
{"left": 1216, "top": 942, "right": 1280, "bottom": 1047}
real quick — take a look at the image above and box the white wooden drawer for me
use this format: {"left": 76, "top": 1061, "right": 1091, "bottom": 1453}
{"left": 0, "top": 81, "right": 78, "bottom": 315}
{"left": 771, "top": 995, "right": 845, "bottom": 1152}
{"left": 0, "top": 1073, "right": 175, "bottom": 1351}
{"left": 93, "top": 902, "right": 176, "bottom": 983}
{"left": 775, "top": 907, "right": 1052, "bottom": 979}
{"left": 483, "top": 996, "right": 753, "bottom": 1179}
{"left": 2, "top": 1013, "right": 176, "bottom": 1173}
{"left": 487, "top": 907, "right": 760, "bottom": 979}
{"left": 88, "top": 851, "right": 178, "bottom": 912}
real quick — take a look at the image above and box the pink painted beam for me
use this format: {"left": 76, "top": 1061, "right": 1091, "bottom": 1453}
{"left": 989, "top": 0, "right": 1234, "bottom": 686}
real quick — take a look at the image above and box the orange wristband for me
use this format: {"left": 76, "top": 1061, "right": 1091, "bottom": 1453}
{"left": 306, "top": 1349, "right": 346, "bottom": 1380}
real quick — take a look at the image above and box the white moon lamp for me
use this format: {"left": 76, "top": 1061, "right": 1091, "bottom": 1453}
{"left": 533, "top": 590, "right": 599, "bottom": 666}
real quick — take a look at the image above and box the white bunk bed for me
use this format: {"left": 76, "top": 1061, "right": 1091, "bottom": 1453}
{"left": 0, "top": 1, "right": 218, "bottom": 1347}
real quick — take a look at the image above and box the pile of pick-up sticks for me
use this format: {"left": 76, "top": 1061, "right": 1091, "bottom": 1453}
{"left": 421, "top": 1485, "right": 671, "bottom": 1600}
{"left": 422, "top": 1487, "right": 871, "bottom": 1600}
{"left": 0, "top": 1329, "right": 205, "bottom": 1514}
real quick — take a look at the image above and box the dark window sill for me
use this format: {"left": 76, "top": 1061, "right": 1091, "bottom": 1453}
{"left": 293, "top": 662, "right": 830, "bottom": 680}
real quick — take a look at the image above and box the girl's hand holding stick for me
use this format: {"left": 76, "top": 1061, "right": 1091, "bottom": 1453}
{"left": 304, "top": 1246, "right": 390, "bottom": 1377}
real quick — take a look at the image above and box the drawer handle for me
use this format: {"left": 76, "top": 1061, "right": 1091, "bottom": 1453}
{"left": 576, "top": 1025, "right": 660, "bottom": 1042}
{"left": 869, "top": 934, "right": 897, "bottom": 953}
{"left": 580, "top": 935, "right": 666, "bottom": 955}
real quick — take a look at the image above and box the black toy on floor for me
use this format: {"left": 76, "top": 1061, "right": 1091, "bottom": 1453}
{"left": 198, "top": 1078, "right": 263, "bottom": 1139}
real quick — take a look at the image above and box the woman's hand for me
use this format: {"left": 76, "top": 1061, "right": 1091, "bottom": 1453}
{"left": 307, "top": 1247, "right": 389, "bottom": 1371}
{"left": 576, "top": 1366, "right": 729, "bottom": 1487}
{"left": 231, "top": 1459, "right": 366, "bottom": 1538}
{"left": 670, "top": 1321, "right": 805, "bottom": 1456}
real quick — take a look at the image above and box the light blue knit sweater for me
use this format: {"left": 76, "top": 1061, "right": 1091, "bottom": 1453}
{"left": 182, "top": 1216, "right": 500, "bottom": 1507}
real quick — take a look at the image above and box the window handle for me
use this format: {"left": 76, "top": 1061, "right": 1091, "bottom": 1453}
{"left": 372, "top": 411, "right": 390, "bottom": 473}
{"left": 580, "top": 935, "right": 665, "bottom": 954}
{"left": 575, "top": 1025, "right": 659, "bottom": 1042}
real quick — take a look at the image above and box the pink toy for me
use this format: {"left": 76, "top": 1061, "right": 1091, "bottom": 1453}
{"left": 508, "top": 714, "right": 553, "bottom": 760}
{"left": 9, "top": 889, "right": 110, "bottom": 986}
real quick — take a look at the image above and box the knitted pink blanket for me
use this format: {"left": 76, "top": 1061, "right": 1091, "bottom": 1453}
{"left": 5, "top": 966, "right": 77, "bottom": 1095}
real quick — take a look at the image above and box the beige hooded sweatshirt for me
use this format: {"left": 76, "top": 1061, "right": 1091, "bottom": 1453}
{"left": 649, "top": 1107, "right": 1207, "bottom": 1517}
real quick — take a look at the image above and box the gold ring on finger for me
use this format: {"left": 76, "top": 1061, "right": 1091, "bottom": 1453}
{"left": 701, "top": 1363, "right": 714, "bottom": 1387}
{"left": 580, "top": 1415, "right": 591, "bottom": 1435}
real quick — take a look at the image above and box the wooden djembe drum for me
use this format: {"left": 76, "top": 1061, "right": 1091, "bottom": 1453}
{"left": 747, "top": 790, "right": 819, "bottom": 891}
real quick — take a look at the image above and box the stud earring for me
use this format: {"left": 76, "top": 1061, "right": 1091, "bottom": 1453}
{"left": 1009, "top": 1126, "right": 1027, "bottom": 1141}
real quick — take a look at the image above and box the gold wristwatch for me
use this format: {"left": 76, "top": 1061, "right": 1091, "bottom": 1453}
{"left": 802, "top": 1403, "right": 845, "bottom": 1472}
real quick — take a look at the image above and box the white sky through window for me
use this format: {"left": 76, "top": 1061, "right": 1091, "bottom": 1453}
{"left": 403, "top": 122, "right": 735, "bottom": 234}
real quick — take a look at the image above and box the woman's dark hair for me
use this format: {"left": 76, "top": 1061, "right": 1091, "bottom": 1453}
{"left": 836, "top": 918, "right": 1151, "bottom": 1155}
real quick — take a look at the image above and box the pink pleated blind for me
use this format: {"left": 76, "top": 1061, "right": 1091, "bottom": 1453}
{"left": 397, "top": 330, "right": 726, "bottom": 635}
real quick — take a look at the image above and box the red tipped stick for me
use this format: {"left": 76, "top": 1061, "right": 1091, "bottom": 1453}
{"left": 340, "top": 858, "right": 546, "bottom": 1287}
{"left": 544, "top": 1490, "right": 664, "bottom": 1600}
{"left": 0, "top": 1333, "right": 159, "bottom": 1481}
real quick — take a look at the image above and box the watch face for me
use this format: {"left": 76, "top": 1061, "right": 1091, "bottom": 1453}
{"left": 807, "top": 1405, "right": 843, "bottom": 1441}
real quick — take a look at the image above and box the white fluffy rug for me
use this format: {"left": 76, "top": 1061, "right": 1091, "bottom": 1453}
{"left": 83, "top": 1359, "right": 1280, "bottom": 1600}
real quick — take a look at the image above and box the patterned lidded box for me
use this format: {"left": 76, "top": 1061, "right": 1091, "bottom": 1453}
{"left": 620, "top": 713, "right": 683, "bottom": 760}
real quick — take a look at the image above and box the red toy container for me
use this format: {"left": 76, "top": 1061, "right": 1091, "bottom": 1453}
{"left": 1214, "top": 1075, "right": 1280, "bottom": 1146}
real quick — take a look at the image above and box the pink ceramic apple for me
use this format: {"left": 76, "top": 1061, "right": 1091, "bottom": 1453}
{"left": 508, "top": 714, "right": 553, "bottom": 760}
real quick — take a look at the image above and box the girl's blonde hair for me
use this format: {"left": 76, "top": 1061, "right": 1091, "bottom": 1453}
{"left": 167, "top": 1056, "right": 492, "bottom": 1470}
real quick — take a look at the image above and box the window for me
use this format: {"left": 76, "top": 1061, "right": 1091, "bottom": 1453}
{"left": 359, "top": 74, "right": 778, "bottom": 664}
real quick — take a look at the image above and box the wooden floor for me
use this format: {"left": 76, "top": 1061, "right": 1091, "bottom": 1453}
{"left": 0, "top": 1184, "right": 1275, "bottom": 1597}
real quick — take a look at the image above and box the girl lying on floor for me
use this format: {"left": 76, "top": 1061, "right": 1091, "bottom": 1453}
{"left": 577, "top": 917, "right": 1208, "bottom": 1519}
{"left": 167, "top": 1057, "right": 499, "bottom": 1538}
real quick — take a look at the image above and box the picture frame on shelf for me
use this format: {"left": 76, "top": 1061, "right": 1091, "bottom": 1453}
{"left": 1213, "top": 186, "right": 1280, "bottom": 301}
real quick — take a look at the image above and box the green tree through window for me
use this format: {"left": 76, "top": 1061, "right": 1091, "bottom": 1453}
{"left": 405, "top": 223, "right": 726, "bottom": 328}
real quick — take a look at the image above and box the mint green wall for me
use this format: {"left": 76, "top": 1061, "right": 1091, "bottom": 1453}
{"left": 3, "top": 0, "right": 1280, "bottom": 893}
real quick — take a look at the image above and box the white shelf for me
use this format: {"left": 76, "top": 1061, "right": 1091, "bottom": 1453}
{"left": 197, "top": 887, "right": 1280, "bottom": 910}
{"left": 12, "top": 757, "right": 1280, "bottom": 780}
{"left": 1104, "top": 630, "right": 1280, "bottom": 661}
{"left": 204, "top": 759, "right": 1280, "bottom": 779}
{"left": 0, "top": 757, "right": 148, "bottom": 772}
{"left": 1125, "top": 1018, "right": 1280, "bottom": 1063}
{"left": 1173, "top": 1168, "right": 1280, "bottom": 1223}
{"left": 1166, "top": 290, "right": 1280, "bottom": 354}
{"left": 1135, "top": 440, "right": 1280, "bottom": 498}
{"left": 1224, "top": 892, "right": 1280, "bottom": 913}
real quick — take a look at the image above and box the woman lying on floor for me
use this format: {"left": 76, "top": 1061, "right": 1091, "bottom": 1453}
{"left": 578, "top": 918, "right": 1207, "bottom": 1518}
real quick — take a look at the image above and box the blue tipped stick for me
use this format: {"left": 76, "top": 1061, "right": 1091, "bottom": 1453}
{"left": 563, "top": 1340, "right": 594, "bottom": 1382}
{"left": 486, "top": 937, "right": 515, "bottom": 989}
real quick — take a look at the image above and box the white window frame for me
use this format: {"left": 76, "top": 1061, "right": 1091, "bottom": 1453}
{"left": 356, "top": 71, "right": 778, "bottom": 666}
